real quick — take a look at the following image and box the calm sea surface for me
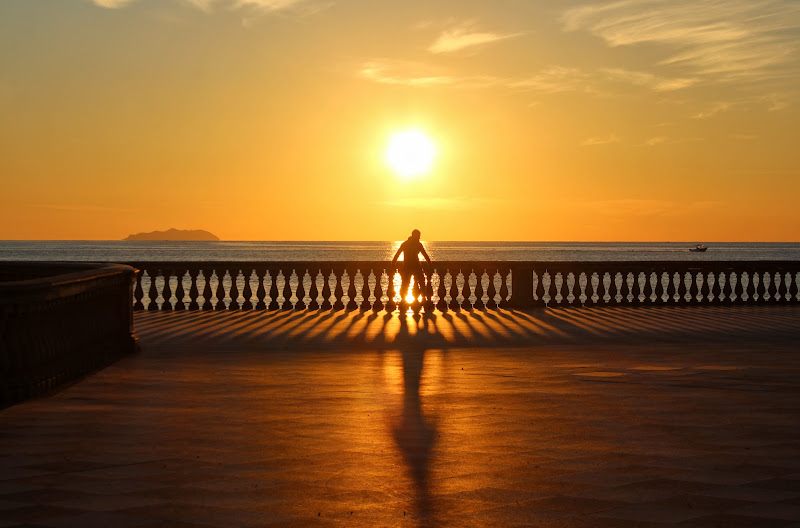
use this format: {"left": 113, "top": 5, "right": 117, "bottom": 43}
{"left": 1, "top": 241, "right": 799, "bottom": 262}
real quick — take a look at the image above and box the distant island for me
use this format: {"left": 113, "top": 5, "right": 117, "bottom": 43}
{"left": 123, "top": 228, "right": 219, "bottom": 241}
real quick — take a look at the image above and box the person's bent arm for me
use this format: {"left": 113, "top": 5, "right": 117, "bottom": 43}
{"left": 420, "top": 247, "right": 432, "bottom": 264}
{"left": 392, "top": 246, "right": 403, "bottom": 265}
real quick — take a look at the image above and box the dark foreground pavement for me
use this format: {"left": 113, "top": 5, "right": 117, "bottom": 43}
{"left": 1, "top": 307, "right": 800, "bottom": 527}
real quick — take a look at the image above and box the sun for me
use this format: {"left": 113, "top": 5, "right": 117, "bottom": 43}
{"left": 385, "top": 130, "right": 436, "bottom": 178}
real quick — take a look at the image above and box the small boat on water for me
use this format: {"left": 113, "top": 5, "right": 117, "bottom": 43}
{"left": 690, "top": 244, "right": 708, "bottom": 252}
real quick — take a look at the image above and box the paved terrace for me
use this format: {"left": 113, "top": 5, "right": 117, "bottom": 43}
{"left": 2, "top": 306, "right": 800, "bottom": 527}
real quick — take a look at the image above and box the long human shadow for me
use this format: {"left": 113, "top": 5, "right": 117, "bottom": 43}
{"left": 391, "top": 314, "right": 436, "bottom": 520}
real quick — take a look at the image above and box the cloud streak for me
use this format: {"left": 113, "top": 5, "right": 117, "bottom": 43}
{"left": 603, "top": 68, "right": 696, "bottom": 91}
{"left": 428, "top": 24, "right": 522, "bottom": 54}
{"left": 563, "top": 0, "right": 800, "bottom": 86}
{"left": 582, "top": 134, "right": 620, "bottom": 146}
{"left": 93, "top": 0, "right": 314, "bottom": 12}
{"left": 92, "top": 0, "right": 136, "bottom": 7}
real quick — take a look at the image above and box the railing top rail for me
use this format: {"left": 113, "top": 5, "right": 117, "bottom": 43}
{"left": 126, "top": 260, "right": 800, "bottom": 270}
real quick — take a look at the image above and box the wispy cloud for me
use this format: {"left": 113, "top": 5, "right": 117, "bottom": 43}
{"left": 582, "top": 134, "right": 620, "bottom": 146}
{"left": 428, "top": 23, "right": 522, "bottom": 54}
{"left": 509, "top": 66, "right": 595, "bottom": 94}
{"left": 691, "top": 101, "right": 730, "bottom": 119}
{"left": 563, "top": 0, "right": 800, "bottom": 86}
{"left": 603, "top": 68, "right": 696, "bottom": 91}
{"left": 645, "top": 136, "right": 667, "bottom": 146}
{"left": 92, "top": 0, "right": 136, "bottom": 7}
{"left": 359, "top": 61, "right": 458, "bottom": 87}
{"left": 93, "top": 0, "right": 316, "bottom": 13}
{"left": 358, "top": 59, "right": 500, "bottom": 88}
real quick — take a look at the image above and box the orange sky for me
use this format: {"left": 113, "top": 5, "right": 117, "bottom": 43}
{"left": 1, "top": 0, "right": 799, "bottom": 241}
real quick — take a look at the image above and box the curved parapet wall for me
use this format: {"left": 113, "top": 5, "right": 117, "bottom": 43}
{"left": 0, "top": 262, "right": 139, "bottom": 407}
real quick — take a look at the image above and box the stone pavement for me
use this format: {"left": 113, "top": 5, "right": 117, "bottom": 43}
{"left": 1, "top": 307, "right": 800, "bottom": 527}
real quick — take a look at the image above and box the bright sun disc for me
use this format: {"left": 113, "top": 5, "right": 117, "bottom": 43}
{"left": 386, "top": 130, "right": 435, "bottom": 177}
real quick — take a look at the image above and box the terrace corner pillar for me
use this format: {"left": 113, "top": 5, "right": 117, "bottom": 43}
{"left": 509, "top": 264, "right": 535, "bottom": 309}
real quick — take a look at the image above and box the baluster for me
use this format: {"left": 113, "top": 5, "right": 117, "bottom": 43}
{"left": 473, "top": 269, "right": 485, "bottom": 310}
{"left": 281, "top": 270, "right": 294, "bottom": 310}
{"left": 214, "top": 269, "right": 227, "bottom": 311}
{"left": 173, "top": 268, "right": 186, "bottom": 311}
{"left": 678, "top": 271, "right": 690, "bottom": 304}
{"left": 482, "top": 269, "right": 493, "bottom": 309}
{"left": 332, "top": 268, "right": 344, "bottom": 310}
{"left": 133, "top": 270, "right": 145, "bottom": 310}
{"left": 709, "top": 271, "right": 721, "bottom": 303}
{"left": 187, "top": 268, "right": 199, "bottom": 310}
{"left": 638, "top": 271, "right": 649, "bottom": 304}
{"left": 553, "top": 271, "right": 564, "bottom": 307}
{"left": 602, "top": 272, "right": 612, "bottom": 304}
{"left": 435, "top": 270, "right": 448, "bottom": 312}
{"left": 789, "top": 271, "right": 800, "bottom": 302}
{"left": 295, "top": 270, "right": 307, "bottom": 310}
{"left": 241, "top": 268, "right": 253, "bottom": 310}
{"left": 346, "top": 268, "right": 358, "bottom": 311}
{"left": 613, "top": 271, "right": 622, "bottom": 304}
{"left": 160, "top": 268, "right": 173, "bottom": 311}
{"left": 464, "top": 270, "right": 475, "bottom": 310}
{"left": 254, "top": 269, "right": 267, "bottom": 310}
{"left": 359, "top": 270, "right": 371, "bottom": 311}
{"left": 770, "top": 271, "right": 781, "bottom": 304}
{"left": 585, "top": 271, "right": 597, "bottom": 305}
{"left": 664, "top": 271, "right": 675, "bottom": 303}
{"left": 733, "top": 272, "right": 745, "bottom": 304}
{"left": 758, "top": 271, "right": 769, "bottom": 303}
{"left": 626, "top": 272, "right": 637, "bottom": 304}
{"left": 612, "top": 271, "right": 628, "bottom": 304}
{"left": 724, "top": 271, "right": 734, "bottom": 303}
{"left": 228, "top": 269, "right": 240, "bottom": 310}
{"left": 752, "top": 271, "right": 763, "bottom": 302}
{"left": 202, "top": 269, "right": 214, "bottom": 310}
{"left": 688, "top": 271, "right": 701, "bottom": 304}
{"left": 765, "top": 271, "right": 774, "bottom": 302}
{"left": 308, "top": 270, "right": 321, "bottom": 310}
{"left": 147, "top": 270, "right": 159, "bottom": 311}
{"left": 538, "top": 271, "right": 548, "bottom": 307}
{"left": 486, "top": 268, "right": 502, "bottom": 310}
{"left": 564, "top": 271, "right": 581, "bottom": 307}
{"left": 530, "top": 270, "right": 541, "bottom": 307}
{"left": 268, "top": 270, "right": 279, "bottom": 310}
{"left": 634, "top": 272, "right": 645, "bottom": 304}
{"left": 446, "top": 271, "right": 458, "bottom": 311}
{"left": 321, "top": 269, "right": 333, "bottom": 310}
{"left": 778, "top": 271, "right": 790, "bottom": 304}
{"left": 579, "top": 272, "right": 589, "bottom": 306}
{"left": 498, "top": 269, "right": 510, "bottom": 308}
{"left": 582, "top": 272, "right": 592, "bottom": 306}
{"left": 718, "top": 272, "right": 730, "bottom": 303}
{"left": 372, "top": 270, "right": 385, "bottom": 312}
{"left": 599, "top": 272, "right": 610, "bottom": 304}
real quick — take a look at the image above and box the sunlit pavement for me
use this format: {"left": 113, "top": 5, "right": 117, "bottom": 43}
{"left": 1, "top": 307, "right": 800, "bottom": 527}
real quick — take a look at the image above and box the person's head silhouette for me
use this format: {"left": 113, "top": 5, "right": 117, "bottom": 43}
{"left": 411, "top": 229, "right": 421, "bottom": 240}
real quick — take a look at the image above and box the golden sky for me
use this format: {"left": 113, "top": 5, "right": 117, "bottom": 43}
{"left": 1, "top": 0, "right": 799, "bottom": 241}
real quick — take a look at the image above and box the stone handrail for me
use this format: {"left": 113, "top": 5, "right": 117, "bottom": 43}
{"left": 128, "top": 261, "right": 800, "bottom": 311}
{"left": 1, "top": 262, "right": 140, "bottom": 406}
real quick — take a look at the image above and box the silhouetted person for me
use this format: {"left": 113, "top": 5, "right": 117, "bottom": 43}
{"left": 392, "top": 229, "right": 432, "bottom": 304}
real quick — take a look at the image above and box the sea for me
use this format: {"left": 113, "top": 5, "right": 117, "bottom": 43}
{"left": 1, "top": 241, "right": 799, "bottom": 262}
